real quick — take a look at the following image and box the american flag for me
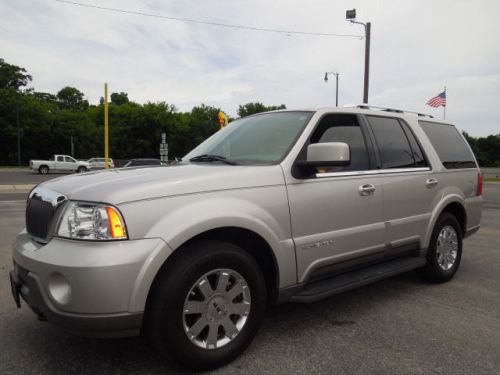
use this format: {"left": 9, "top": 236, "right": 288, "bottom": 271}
{"left": 426, "top": 91, "right": 446, "bottom": 107}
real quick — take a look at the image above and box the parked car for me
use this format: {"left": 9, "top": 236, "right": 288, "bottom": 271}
{"left": 29, "top": 154, "right": 90, "bottom": 174}
{"left": 123, "top": 158, "right": 161, "bottom": 167}
{"left": 11, "top": 106, "right": 482, "bottom": 370}
{"left": 87, "top": 157, "right": 115, "bottom": 169}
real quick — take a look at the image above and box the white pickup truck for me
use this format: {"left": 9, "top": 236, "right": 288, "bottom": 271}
{"left": 29, "top": 155, "right": 90, "bottom": 174}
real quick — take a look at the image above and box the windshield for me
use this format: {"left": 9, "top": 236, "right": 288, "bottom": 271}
{"left": 184, "top": 111, "right": 313, "bottom": 164}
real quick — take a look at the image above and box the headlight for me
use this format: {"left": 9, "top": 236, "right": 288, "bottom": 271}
{"left": 56, "top": 201, "right": 127, "bottom": 240}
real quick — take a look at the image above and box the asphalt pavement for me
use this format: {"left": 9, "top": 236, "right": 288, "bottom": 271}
{"left": 0, "top": 169, "right": 63, "bottom": 185}
{"left": 0, "top": 183, "right": 499, "bottom": 374}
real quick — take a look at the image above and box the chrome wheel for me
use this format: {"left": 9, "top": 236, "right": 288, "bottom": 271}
{"left": 182, "top": 268, "right": 251, "bottom": 350}
{"left": 436, "top": 225, "right": 458, "bottom": 271}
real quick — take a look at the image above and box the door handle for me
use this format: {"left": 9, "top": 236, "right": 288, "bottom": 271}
{"left": 426, "top": 178, "right": 438, "bottom": 188}
{"left": 359, "top": 184, "right": 376, "bottom": 196}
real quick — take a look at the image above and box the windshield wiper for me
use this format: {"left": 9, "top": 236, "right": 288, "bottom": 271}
{"left": 189, "top": 154, "right": 237, "bottom": 165}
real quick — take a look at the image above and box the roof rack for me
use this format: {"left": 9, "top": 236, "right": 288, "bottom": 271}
{"left": 346, "top": 104, "right": 434, "bottom": 119}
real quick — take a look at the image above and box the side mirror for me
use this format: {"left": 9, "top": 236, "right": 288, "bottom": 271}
{"left": 307, "top": 142, "right": 350, "bottom": 166}
{"left": 297, "top": 142, "right": 350, "bottom": 172}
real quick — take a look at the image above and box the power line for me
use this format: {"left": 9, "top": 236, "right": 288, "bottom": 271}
{"left": 54, "top": 0, "right": 363, "bottom": 38}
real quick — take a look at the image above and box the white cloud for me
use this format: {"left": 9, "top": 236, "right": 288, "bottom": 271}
{"left": 1, "top": 0, "right": 499, "bottom": 136}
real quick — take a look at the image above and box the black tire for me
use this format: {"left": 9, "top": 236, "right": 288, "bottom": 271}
{"left": 38, "top": 165, "right": 49, "bottom": 175}
{"left": 145, "top": 240, "right": 267, "bottom": 370}
{"left": 417, "top": 212, "right": 463, "bottom": 283}
{"left": 76, "top": 166, "right": 87, "bottom": 173}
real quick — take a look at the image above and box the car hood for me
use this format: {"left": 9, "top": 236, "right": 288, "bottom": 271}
{"left": 37, "top": 163, "right": 285, "bottom": 205}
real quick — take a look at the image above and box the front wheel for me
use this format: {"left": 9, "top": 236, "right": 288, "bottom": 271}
{"left": 417, "top": 212, "right": 463, "bottom": 283}
{"left": 76, "top": 166, "right": 87, "bottom": 173}
{"left": 145, "top": 240, "right": 267, "bottom": 370}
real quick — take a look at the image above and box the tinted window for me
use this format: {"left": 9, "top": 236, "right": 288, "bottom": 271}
{"left": 311, "top": 114, "right": 370, "bottom": 172}
{"left": 65, "top": 156, "right": 75, "bottom": 163}
{"left": 56, "top": 156, "right": 64, "bottom": 162}
{"left": 401, "top": 122, "right": 428, "bottom": 167}
{"left": 419, "top": 121, "right": 476, "bottom": 169}
{"left": 367, "top": 116, "right": 416, "bottom": 169}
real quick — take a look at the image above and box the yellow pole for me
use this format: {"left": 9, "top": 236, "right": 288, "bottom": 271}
{"left": 104, "top": 83, "right": 109, "bottom": 169}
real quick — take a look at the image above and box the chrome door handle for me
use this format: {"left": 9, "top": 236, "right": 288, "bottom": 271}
{"left": 359, "top": 184, "right": 376, "bottom": 196}
{"left": 426, "top": 178, "right": 438, "bottom": 188}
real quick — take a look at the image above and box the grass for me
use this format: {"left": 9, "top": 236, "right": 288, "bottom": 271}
{"left": 484, "top": 177, "right": 500, "bottom": 182}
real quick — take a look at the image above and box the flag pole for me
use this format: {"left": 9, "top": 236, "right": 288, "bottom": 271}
{"left": 443, "top": 86, "right": 446, "bottom": 120}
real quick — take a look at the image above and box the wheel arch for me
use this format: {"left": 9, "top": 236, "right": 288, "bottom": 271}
{"left": 146, "top": 226, "right": 281, "bottom": 309}
{"left": 424, "top": 195, "right": 467, "bottom": 248}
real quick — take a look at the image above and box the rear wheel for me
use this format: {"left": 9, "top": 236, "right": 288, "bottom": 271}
{"left": 418, "top": 212, "right": 463, "bottom": 283}
{"left": 38, "top": 165, "right": 49, "bottom": 174}
{"left": 145, "top": 240, "right": 267, "bottom": 370}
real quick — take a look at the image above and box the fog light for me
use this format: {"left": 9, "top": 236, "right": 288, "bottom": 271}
{"left": 48, "top": 272, "right": 71, "bottom": 305}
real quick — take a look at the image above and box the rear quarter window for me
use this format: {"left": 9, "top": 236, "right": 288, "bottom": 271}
{"left": 419, "top": 121, "right": 476, "bottom": 169}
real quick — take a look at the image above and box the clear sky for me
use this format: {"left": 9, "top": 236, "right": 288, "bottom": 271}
{"left": 1, "top": 0, "right": 499, "bottom": 136}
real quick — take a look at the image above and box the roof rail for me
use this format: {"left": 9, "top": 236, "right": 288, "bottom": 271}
{"left": 346, "top": 104, "right": 434, "bottom": 119}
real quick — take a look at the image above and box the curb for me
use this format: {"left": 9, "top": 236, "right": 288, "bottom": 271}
{"left": 0, "top": 184, "right": 35, "bottom": 193}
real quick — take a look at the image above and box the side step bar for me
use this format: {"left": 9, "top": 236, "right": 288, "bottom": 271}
{"left": 291, "top": 256, "right": 426, "bottom": 303}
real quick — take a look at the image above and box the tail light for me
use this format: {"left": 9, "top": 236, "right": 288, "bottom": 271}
{"left": 476, "top": 172, "right": 483, "bottom": 196}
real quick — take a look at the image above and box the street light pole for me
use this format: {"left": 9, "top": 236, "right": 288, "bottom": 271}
{"left": 363, "top": 22, "right": 371, "bottom": 104}
{"left": 324, "top": 72, "right": 339, "bottom": 107}
{"left": 346, "top": 9, "right": 371, "bottom": 103}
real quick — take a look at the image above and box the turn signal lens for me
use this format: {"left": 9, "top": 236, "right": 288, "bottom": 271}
{"left": 106, "top": 206, "right": 126, "bottom": 238}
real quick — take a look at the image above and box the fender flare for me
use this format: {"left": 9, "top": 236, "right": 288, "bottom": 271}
{"left": 423, "top": 193, "right": 465, "bottom": 248}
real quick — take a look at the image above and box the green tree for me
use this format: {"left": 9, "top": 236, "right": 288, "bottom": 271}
{"left": 237, "top": 102, "right": 286, "bottom": 117}
{"left": 110, "top": 92, "right": 129, "bottom": 105}
{"left": 57, "top": 86, "right": 89, "bottom": 111}
{"left": 0, "top": 58, "right": 32, "bottom": 90}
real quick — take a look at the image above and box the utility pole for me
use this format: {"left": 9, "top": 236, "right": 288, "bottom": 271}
{"left": 16, "top": 94, "right": 21, "bottom": 166}
{"left": 104, "top": 83, "right": 109, "bottom": 169}
{"left": 70, "top": 135, "right": 74, "bottom": 157}
{"left": 346, "top": 9, "right": 371, "bottom": 103}
{"left": 324, "top": 72, "right": 339, "bottom": 107}
{"left": 363, "top": 22, "right": 371, "bottom": 104}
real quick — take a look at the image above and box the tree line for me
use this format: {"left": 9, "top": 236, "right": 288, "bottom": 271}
{"left": 1, "top": 58, "right": 499, "bottom": 166}
{"left": 0, "top": 58, "right": 285, "bottom": 165}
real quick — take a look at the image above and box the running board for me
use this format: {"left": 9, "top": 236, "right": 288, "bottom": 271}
{"left": 291, "top": 256, "right": 426, "bottom": 303}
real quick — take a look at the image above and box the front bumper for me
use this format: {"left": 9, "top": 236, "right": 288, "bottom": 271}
{"left": 11, "top": 231, "right": 172, "bottom": 338}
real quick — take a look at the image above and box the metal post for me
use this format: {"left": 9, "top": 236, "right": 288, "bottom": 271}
{"left": 104, "top": 83, "right": 109, "bottom": 169}
{"left": 16, "top": 94, "right": 21, "bottom": 166}
{"left": 335, "top": 73, "right": 339, "bottom": 107}
{"left": 363, "top": 22, "right": 371, "bottom": 103}
{"left": 443, "top": 86, "right": 447, "bottom": 120}
{"left": 324, "top": 72, "right": 339, "bottom": 107}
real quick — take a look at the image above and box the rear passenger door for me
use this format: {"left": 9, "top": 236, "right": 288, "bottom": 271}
{"left": 365, "top": 115, "right": 438, "bottom": 255}
{"left": 55, "top": 155, "right": 65, "bottom": 171}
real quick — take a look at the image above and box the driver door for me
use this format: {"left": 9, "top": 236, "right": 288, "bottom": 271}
{"left": 286, "top": 113, "right": 386, "bottom": 283}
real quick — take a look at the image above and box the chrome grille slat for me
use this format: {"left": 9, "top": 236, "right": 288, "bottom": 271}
{"left": 26, "top": 199, "right": 54, "bottom": 239}
{"left": 25, "top": 187, "right": 67, "bottom": 243}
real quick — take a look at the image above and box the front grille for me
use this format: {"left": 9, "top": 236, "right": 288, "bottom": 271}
{"left": 25, "top": 188, "right": 66, "bottom": 241}
{"left": 26, "top": 199, "right": 55, "bottom": 239}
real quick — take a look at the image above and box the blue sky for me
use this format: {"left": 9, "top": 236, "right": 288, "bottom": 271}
{"left": 1, "top": 0, "right": 500, "bottom": 136}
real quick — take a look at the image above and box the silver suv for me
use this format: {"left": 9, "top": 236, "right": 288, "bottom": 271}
{"left": 10, "top": 106, "right": 482, "bottom": 370}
